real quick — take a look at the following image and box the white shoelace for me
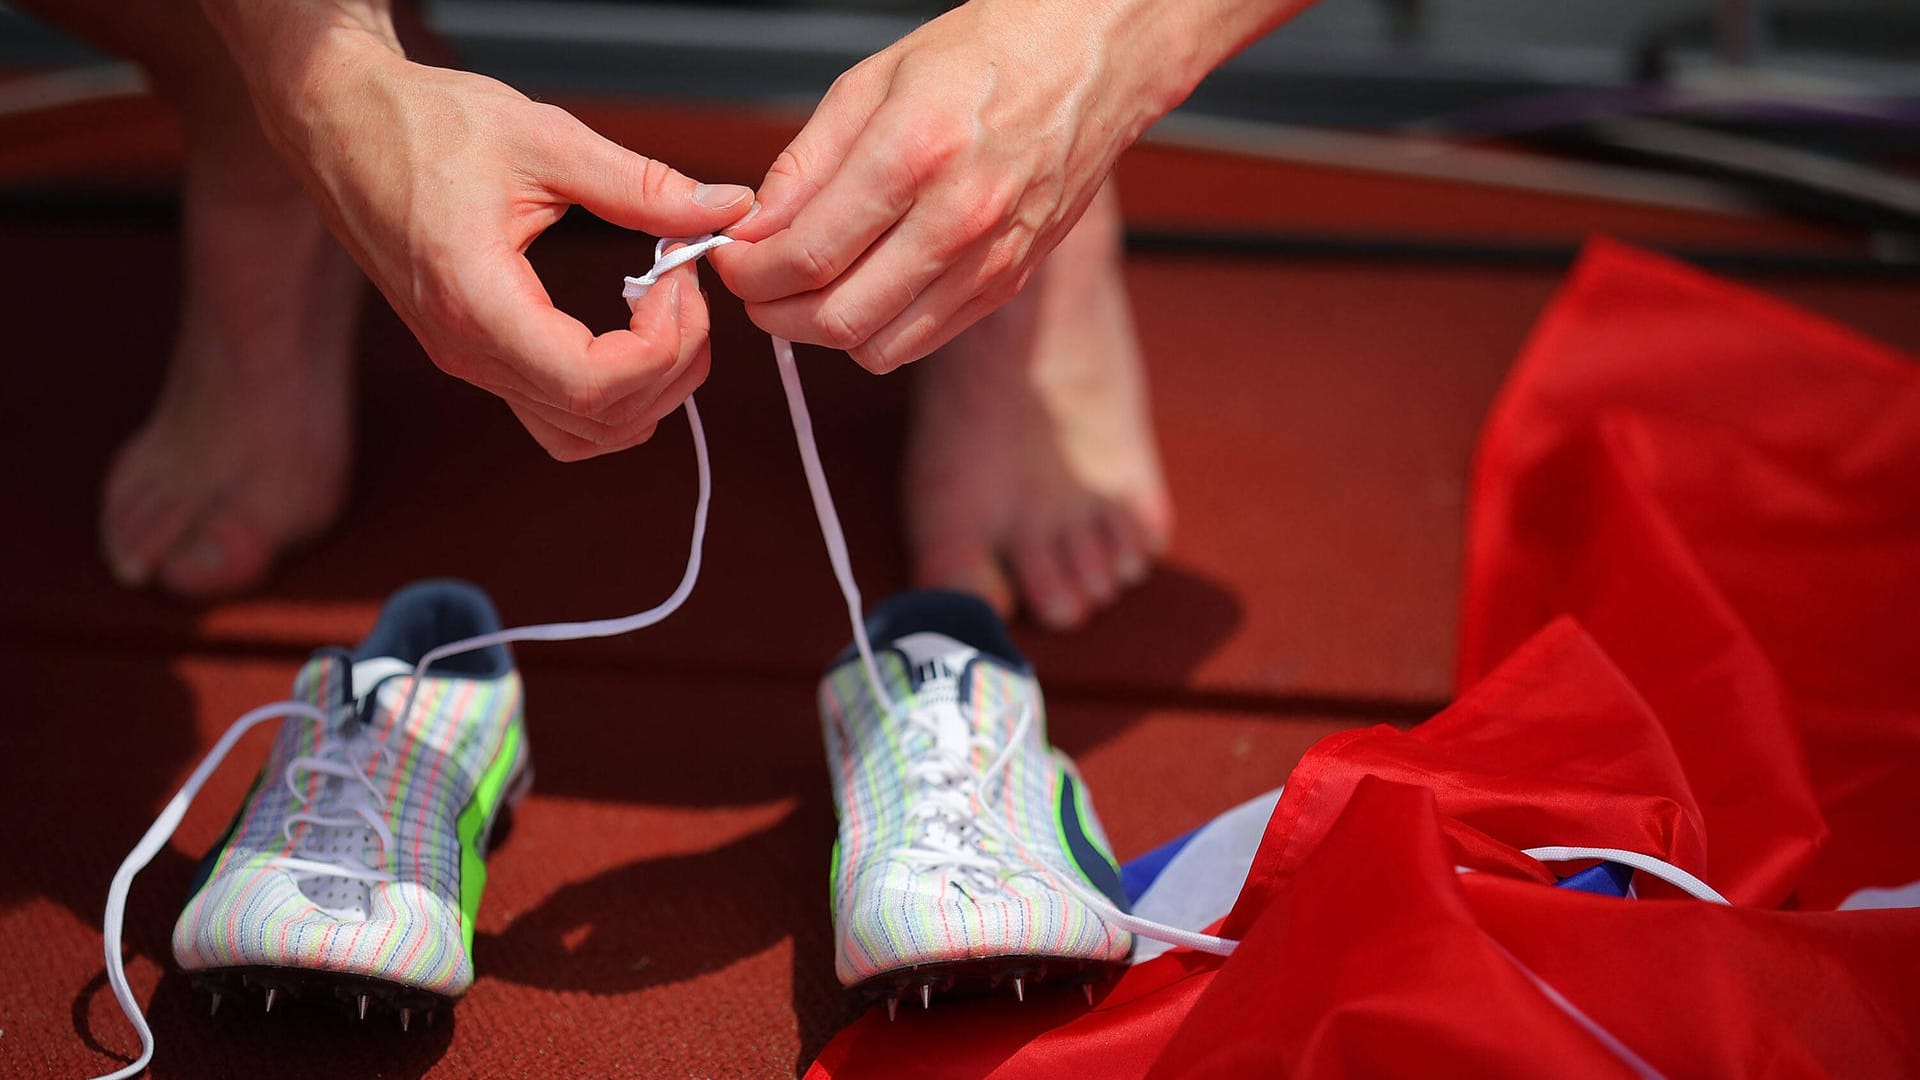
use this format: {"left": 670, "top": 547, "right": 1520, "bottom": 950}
{"left": 267, "top": 707, "right": 399, "bottom": 894}
{"left": 90, "top": 235, "right": 1723, "bottom": 1078}
{"left": 889, "top": 701, "right": 1022, "bottom": 894}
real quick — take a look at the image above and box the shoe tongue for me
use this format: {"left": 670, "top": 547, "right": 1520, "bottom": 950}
{"left": 349, "top": 656, "right": 416, "bottom": 702}
{"left": 893, "top": 632, "right": 981, "bottom": 760}
{"left": 892, "top": 632, "right": 980, "bottom": 695}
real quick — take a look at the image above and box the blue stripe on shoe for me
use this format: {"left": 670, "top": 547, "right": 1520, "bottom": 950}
{"left": 1058, "top": 772, "right": 1130, "bottom": 912}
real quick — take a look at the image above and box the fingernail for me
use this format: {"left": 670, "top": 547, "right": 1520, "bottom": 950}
{"left": 666, "top": 278, "right": 682, "bottom": 318}
{"left": 726, "top": 200, "right": 761, "bottom": 232}
{"left": 1114, "top": 553, "right": 1147, "bottom": 586}
{"left": 693, "top": 183, "right": 752, "bottom": 210}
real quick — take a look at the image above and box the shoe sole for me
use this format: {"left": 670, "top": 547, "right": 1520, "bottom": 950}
{"left": 850, "top": 954, "right": 1124, "bottom": 1014}
{"left": 189, "top": 964, "right": 454, "bottom": 1028}
{"left": 184, "top": 753, "right": 531, "bottom": 1028}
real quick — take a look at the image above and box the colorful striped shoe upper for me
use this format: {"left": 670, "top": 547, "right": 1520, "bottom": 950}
{"left": 819, "top": 590, "right": 1133, "bottom": 986}
{"left": 171, "top": 581, "right": 529, "bottom": 998}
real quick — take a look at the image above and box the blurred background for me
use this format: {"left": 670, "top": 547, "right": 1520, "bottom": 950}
{"left": 1, "top": 5, "right": 1915, "bottom": 1077}
{"left": 1, "top": 0, "right": 1917, "bottom": 262}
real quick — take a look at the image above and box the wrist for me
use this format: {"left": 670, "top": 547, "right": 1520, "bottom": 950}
{"left": 197, "top": 1, "right": 406, "bottom": 149}
{"left": 1085, "top": 0, "right": 1316, "bottom": 124}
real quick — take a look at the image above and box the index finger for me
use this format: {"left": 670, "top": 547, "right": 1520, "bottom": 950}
{"left": 455, "top": 245, "right": 689, "bottom": 423}
{"left": 713, "top": 101, "right": 939, "bottom": 304}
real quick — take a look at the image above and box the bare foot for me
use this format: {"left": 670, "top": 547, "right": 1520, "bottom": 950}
{"left": 100, "top": 121, "right": 359, "bottom": 598}
{"left": 905, "top": 181, "right": 1172, "bottom": 631}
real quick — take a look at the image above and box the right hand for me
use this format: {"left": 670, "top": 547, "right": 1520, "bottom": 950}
{"left": 244, "top": 30, "right": 756, "bottom": 460}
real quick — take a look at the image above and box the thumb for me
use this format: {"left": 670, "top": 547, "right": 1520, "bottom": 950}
{"left": 542, "top": 111, "right": 755, "bottom": 235}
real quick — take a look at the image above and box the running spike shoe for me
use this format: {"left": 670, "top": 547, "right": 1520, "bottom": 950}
{"left": 171, "top": 580, "right": 531, "bottom": 1026}
{"left": 819, "top": 589, "right": 1132, "bottom": 1010}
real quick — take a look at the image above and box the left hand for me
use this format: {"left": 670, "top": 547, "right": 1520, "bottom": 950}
{"left": 709, "top": 0, "right": 1195, "bottom": 373}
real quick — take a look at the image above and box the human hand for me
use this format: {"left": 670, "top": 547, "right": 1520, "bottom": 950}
{"left": 210, "top": 12, "right": 755, "bottom": 459}
{"left": 708, "top": 0, "right": 1200, "bottom": 374}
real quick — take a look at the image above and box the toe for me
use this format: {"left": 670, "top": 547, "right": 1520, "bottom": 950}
{"left": 1130, "top": 488, "right": 1176, "bottom": 557}
{"left": 155, "top": 514, "right": 275, "bottom": 599}
{"left": 912, "top": 524, "right": 1017, "bottom": 615}
{"left": 1100, "top": 503, "right": 1153, "bottom": 589}
{"left": 1061, "top": 519, "right": 1118, "bottom": 611}
{"left": 102, "top": 456, "right": 208, "bottom": 589}
{"left": 1010, "top": 531, "right": 1085, "bottom": 631}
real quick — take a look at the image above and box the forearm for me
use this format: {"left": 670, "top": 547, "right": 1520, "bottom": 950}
{"left": 1082, "top": 0, "right": 1322, "bottom": 128}
{"left": 196, "top": 1, "right": 404, "bottom": 135}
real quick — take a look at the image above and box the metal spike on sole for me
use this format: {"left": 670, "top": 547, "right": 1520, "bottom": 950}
{"left": 358, "top": 994, "right": 370, "bottom": 1021}
{"left": 401, "top": 1008, "right": 413, "bottom": 1032}
{"left": 263, "top": 988, "right": 278, "bottom": 1014}
{"left": 919, "top": 983, "right": 932, "bottom": 1010}
{"left": 885, "top": 996, "right": 898, "bottom": 1022}
{"left": 1082, "top": 984, "right": 1095, "bottom": 1006}
{"left": 209, "top": 992, "right": 222, "bottom": 1017}
{"left": 1013, "top": 976, "right": 1026, "bottom": 1002}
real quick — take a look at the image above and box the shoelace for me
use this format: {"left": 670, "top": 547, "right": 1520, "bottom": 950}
{"left": 888, "top": 701, "right": 1030, "bottom": 894}
{"left": 267, "top": 709, "right": 399, "bottom": 891}
{"left": 90, "top": 234, "right": 1724, "bottom": 1079}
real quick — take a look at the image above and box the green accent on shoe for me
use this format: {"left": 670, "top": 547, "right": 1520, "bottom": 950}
{"left": 457, "top": 720, "right": 526, "bottom": 952}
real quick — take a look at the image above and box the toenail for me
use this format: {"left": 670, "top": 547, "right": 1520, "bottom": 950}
{"left": 1040, "top": 598, "right": 1078, "bottom": 628}
{"left": 182, "top": 540, "right": 226, "bottom": 571}
{"left": 108, "top": 553, "right": 149, "bottom": 588}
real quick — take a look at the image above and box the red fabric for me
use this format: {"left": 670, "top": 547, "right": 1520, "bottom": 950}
{"left": 807, "top": 240, "right": 1920, "bottom": 1079}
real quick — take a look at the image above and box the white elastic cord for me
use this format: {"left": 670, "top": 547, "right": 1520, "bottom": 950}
{"left": 391, "top": 392, "right": 712, "bottom": 730}
{"left": 96, "top": 700, "right": 328, "bottom": 1080}
{"left": 1487, "top": 937, "right": 1668, "bottom": 1080}
{"left": 1448, "top": 845, "right": 1731, "bottom": 1078}
{"left": 629, "top": 233, "right": 895, "bottom": 713}
{"left": 768, "top": 331, "right": 895, "bottom": 713}
{"left": 93, "top": 231, "right": 1228, "bottom": 1068}
{"left": 961, "top": 708, "right": 1241, "bottom": 956}
{"left": 1522, "top": 846, "right": 1730, "bottom": 905}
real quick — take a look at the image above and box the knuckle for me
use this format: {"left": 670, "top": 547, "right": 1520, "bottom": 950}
{"left": 541, "top": 437, "right": 592, "bottom": 463}
{"left": 983, "top": 252, "right": 1022, "bottom": 291}
{"left": 560, "top": 377, "right": 613, "bottom": 422}
{"left": 795, "top": 242, "right": 841, "bottom": 292}
{"left": 851, "top": 338, "right": 907, "bottom": 374}
{"left": 984, "top": 275, "right": 1022, "bottom": 306}
{"left": 766, "top": 147, "right": 810, "bottom": 188}
{"left": 827, "top": 59, "right": 881, "bottom": 100}
{"left": 422, "top": 344, "right": 469, "bottom": 382}
{"left": 978, "top": 225, "right": 1035, "bottom": 288}
{"left": 619, "top": 421, "right": 662, "bottom": 449}
{"left": 527, "top": 101, "right": 573, "bottom": 134}
{"left": 813, "top": 300, "right": 870, "bottom": 351}
{"left": 953, "top": 200, "right": 1005, "bottom": 250}
{"left": 633, "top": 153, "right": 679, "bottom": 204}
{"left": 897, "top": 123, "right": 963, "bottom": 184}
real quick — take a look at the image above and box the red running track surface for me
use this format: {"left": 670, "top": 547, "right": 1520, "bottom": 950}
{"left": 1, "top": 97, "right": 1915, "bottom": 1078}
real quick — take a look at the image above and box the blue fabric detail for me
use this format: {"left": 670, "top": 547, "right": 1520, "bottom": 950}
{"left": 352, "top": 579, "right": 512, "bottom": 678}
{"left": 833, "top": 589, "right": 1029, "bottom": 674}
{"left": 1059, "top": 774, "right": 1130, "bottom": 912}
{"left": 1120, "top": 826, "right": 1205, "bottom": 905}
{"left": 1555, "top": 861, "right": 1635, "bottom": 897}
